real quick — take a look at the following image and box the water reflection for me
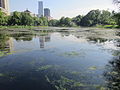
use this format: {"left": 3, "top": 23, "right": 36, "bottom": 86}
{"left": 11, "top": 33, "right": 33, "bottom": 41}
{"left": 87, "top": 37, "right": 108, "bottom": 44}
{"left": 0, "top": 29, "right": 120, "bottom": 90}
{"left": 0, "top": 34, "right": 13, "bottom": 56}
{"left": 104, "top": 36, "right": 120, "bottom": 90}
{"left": 104, "top": 51, "right": 120, "bottom": 90}
{"left": 39, "top": 34, "right": 51, "bottom": 48}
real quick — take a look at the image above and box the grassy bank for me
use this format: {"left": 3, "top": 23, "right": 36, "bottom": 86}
{"left": 0, "top": 25, "right": 120, "bottom": 31}
{"left": 0, "top": 26, "right": 48, "bottom": 30}
{"left": 96, "top": 25, "right": 120, "bottom": 29}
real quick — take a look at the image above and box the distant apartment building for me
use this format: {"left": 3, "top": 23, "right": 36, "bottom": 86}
{"left": 0, "top": 0, "right": 9, "bottom": 15}
{"left": 38, "top": 1, "right": 43, "bottom": 17}
{"left": 44, "top": 8, "right": 52, "bottom": 20}
{"left": 44, "top": 8, "right": 50, "bottom": 17}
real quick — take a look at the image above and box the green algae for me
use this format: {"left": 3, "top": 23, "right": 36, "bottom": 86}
{"left": 61, "top": 51, "right": 82, "bottom": 57}
{"left": 37, "top": 65, "right": 53, "bottom": 71}
{"left": 88, "top": 66, "right": 97, "bottom": 70}
{"left": 0, "top": 51, "right": 4, "bottom": 57}
{"left": 0, "top": 73, "right": 5, "bottom": 77}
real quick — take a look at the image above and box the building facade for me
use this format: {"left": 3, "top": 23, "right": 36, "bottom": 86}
{"left": 0, "top": 0, "right": 9, "bottom": 15}
{"left": 44, "top": 8, "right": 50, "bottom": 17}
{"left": 38, "top": 1, "right": 43, "bottom": 17}
{"left": 24, "top": 9, "right": 37, "bottom": 17}
{"left": 44, "top": 8, "right": 52, "bottom": 20}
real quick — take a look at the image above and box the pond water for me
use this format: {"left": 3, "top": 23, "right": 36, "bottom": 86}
{"left": 0, "top": 28, "right": 120, "bottom": 90}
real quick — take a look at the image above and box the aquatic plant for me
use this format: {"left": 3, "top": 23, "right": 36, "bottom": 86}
{"left": 0, "top": 51, "right": 4, "bottom": 57}
{"left": 88, "top": 66, "right": 97, "bottom": 70}
{"left": 37, "top": 65, "right": 53, "bottom": 71}
{"left": 61, "top": 51, "right": 81, "bottom": 57}
{"left": 0, "top": 73, "right": 5, "bottom": 77}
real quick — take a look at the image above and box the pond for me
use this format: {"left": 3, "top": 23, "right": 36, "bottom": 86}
{"left": 0, "top": 28, "right": 120, "bottom": 90}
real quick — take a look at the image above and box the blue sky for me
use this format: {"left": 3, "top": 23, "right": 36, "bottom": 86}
{"left": 10, "top": 0, "right": 117, "bottom": 19}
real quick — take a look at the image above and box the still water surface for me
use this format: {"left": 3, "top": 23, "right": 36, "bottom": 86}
{"left": 0, "top": 28, "right": 120, "bottom": 90}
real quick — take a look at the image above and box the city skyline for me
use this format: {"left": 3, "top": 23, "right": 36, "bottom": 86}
{"left": 10, "top": 0, "right": 117, "bottom": 19}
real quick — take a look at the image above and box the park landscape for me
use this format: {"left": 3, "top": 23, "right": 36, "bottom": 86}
{"left": 0, "top": 0, "right": 120, "bottom": 90}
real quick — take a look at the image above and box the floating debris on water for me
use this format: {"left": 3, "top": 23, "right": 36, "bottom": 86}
{"left": 88, "top": 66, "right": 97, "bottom": 70}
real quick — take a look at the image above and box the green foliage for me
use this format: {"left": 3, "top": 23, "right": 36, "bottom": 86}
{"left": 58, "top": 17, "right": 76, "bottom": 27}
{"left": 48, "top": 19, "right": 59, "bottom": 26}
{"left": 0, "top": 9, "right": 119, "bottom": 27}
{"left": 8, "top": 11, "right": 33, "bottom": 26}
{"left": 80, "top": 10, "right": 116, "bottom": 26}
{"left": 7, "top": 11, "right": 48, "bottom": 26}
{"left": 80, "top": 10, "right": 101, "bottom": 26}
{"left": 20, "top": 12, "right": 33, "bottom": 26}
{"left": 72, "top": 15, "right": 83, "bottom": 26}
{"left": 0, "top": 9, "right": 8, "bottom": 25}
{"left": 100, "top": 10, "right": 116, "bottom": 25}
{"left": 33, "top": 17, "right": 43, "bottom": 26}
{"left": 37, "top": 65, "right": 53, "bottom": 71}
{"left": 8, "top": 11, "right": 21, "bottom": 25}
{"left": 40, "top": 17, "right": 48, "bottom": 26}
{"left": 114, "top": 13, "right": 120, "bottom": 26}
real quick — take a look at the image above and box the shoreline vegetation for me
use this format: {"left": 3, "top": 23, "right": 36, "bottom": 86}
{"left": 0, "top": 9, "right": 120, "bottom": 30}
{"left": 0, "top": 25, "right": 119, "bottom": 32}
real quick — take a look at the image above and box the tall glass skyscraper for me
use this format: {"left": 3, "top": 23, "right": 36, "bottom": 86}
{"left": 38, "top": 1, "right": 43, "bottom": 17}
{"left": 44, "top": 8, "right": 50, "bottom": 17}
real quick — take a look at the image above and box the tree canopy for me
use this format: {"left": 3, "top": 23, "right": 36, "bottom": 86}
{"left": 0, "top": 9, "right": 119, "bottom": 27}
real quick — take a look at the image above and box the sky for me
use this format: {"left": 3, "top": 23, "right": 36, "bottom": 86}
{"left": 10, "top": 0, "right": 117, "bottom": 19}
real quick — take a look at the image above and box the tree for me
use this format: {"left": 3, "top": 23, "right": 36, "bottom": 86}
{"left": 40, "top": 17, "right": 48, "bottom": 26}
{"left": 21, "top": 12, "right": 33, "bottom": 26}
{"left": 48, "top": 19, "right": 59, "bottom": 26}
{"left": 113, "top": 0, "right": 120, "bottom": 26}
{"left": 114, "top": 13, "right": 120, "bottom": 26}
{"left": 72, "top": 15, "right": 82, "bottom": 26}
{"left": 8, "top": 11, "right": 21, "bottom": 25}
{"left": 58, "top": 17, "right": 76, "bottom": 27}
{"left": 33, "top": 17, "right": 43, "bottom": 26}
{"left": 0, "top": 9, "right": 8, "bottom": 26}
{"left": 100, "top": 10, "right": 115, "bottom": 25}
{"left": 59, "top": 17, "right": 66, "bottom": 26}
{"left": 80, "top": 10, "right": 101, "bottom": 26}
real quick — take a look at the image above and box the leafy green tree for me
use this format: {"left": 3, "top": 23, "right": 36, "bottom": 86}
{"left": 58, "top": 17, "right": 76, "bottom": 27}
{"left": 80, "top": 10, "right": 101, "bottom": 26}
{"left": 72, "top": 15, "right": 83, "bottom": 26}
{"left": 100, "top": 10, "right": 115, "bottom": 25}
{"left": 64, "top": 17, "right": 72, "bottom": 26}
{"left": 33, "top": 17, "right": 39, "bottom": 26}
{"left": 48, "top": 19, "right": 59, "bottom": 26}
{"left": 21, "top": 12, "right": 33, "bottom": 26}
{"left": 8, "top": 11, "right": 21, "bottom": 25}
{"left": 33, "top": 17, "right": 43, "bottom": 26}
{"left": 114, "top": 13, "right": 120, "bottom": 26}
{"left": 40, "top": 17, "right": 48, "bottom": 26}
{"left": 59, "top": 17, "right": 66, "bottom": 26}
{"left": 39, "top": 18, "right": 44, "bottom": 26}
{"left": 0, "top": 9, "right": 8, "bottom": 26}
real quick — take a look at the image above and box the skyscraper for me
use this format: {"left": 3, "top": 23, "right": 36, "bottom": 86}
{"left": 44, "top": 8, "right": 52, "bottom": 20}
{"left": 0, "top": 0, "right": 9, "bottom": 15}
{"left": 38, "top": 1, "right": 43, "bottom": 17}
{"left": 44, "top": 8, "right": 50, "bottom": 17}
